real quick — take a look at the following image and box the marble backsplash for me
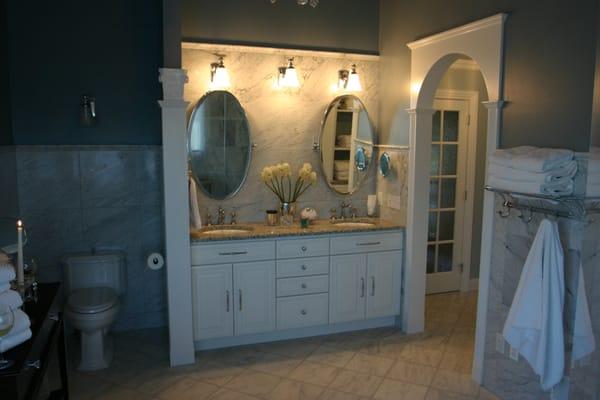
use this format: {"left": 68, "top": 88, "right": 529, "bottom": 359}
{"left": 3, "top": 145, "right": 166, "bottom": 331}
{"left": 182, "top": 45, "right": 381, "bottom": 222}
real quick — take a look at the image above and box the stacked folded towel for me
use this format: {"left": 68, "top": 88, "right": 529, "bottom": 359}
{"left": 333, "top": 160, "right": 350, "bottom": 181}
{"left": 587, "top": 147, "right": 600, "bottom": 197}
{"left": 488, "top": 146, "right": 577, "bottom": 196}
{"left": 336, "top": 135, "right": 352, "bottom": 148}
{"left": 0, "top": 254, "right": 31, "bottom": 352}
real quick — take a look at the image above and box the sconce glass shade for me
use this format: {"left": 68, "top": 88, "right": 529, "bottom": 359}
{"left": 279, "top": 58, "right": 300, "bottom": 88}
{"left": 210, "top": 57, "right": 231, "bottom": 89}
{"left": 338, "top": 64, "right": 362, "bottom": 92}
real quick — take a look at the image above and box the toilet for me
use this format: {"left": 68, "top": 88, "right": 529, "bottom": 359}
{"left": 62, "top": 252, "right": 126, "bottom": 371}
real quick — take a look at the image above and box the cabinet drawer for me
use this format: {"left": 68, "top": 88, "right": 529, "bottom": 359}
{"left": 277, "top": 275, "right": 329, "bottom": 297}
{"left": 191, "top": 240, "right": 275, "bottom": 266}
{"left": 277, "top": 293, "right": 329, "bottom": 330}
{"left": 277, "top": 237, "right": 329, "bottom": 259}
{"left": 276, "top": 257, "right": 329, "bottom": 278}
{"left": 330, "top": 231, "right": 403, "bottom": 255}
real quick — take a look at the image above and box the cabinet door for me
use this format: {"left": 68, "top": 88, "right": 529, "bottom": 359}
{"left": 329, "top": 254, "right": 367, "bottom": 323}
{"left": 192, "top": 265, "right": 234, "bottom": 340}
{"left": 366, "top": 251, "right": 402, "bottom": 319}
{"left": 233, "top": 261, "right": 276, "bottom": 335}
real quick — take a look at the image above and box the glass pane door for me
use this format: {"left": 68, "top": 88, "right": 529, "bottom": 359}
{"left": 427, "top": 110, "right": 460, "bottom": 275}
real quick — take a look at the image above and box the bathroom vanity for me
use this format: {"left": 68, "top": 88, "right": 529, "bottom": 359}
{"left": 189, "top": 220, "right": 403, "bottom": 350}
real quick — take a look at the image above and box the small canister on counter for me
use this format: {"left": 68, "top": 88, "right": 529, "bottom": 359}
{"left": 266, "top": 210, "right": 279, "bottom": 226}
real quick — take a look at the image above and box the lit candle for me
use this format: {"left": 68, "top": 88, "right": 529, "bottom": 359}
{"left": 17, "top": 220, "right": 24, "bottom": 287}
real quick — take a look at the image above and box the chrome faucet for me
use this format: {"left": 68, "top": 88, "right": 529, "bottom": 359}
{"left": 340, "top": 201, "right": 351, "bottom": 219}
{"left": 230, "top": 210, "right": 237, "bottom": 225}
{"left": 217, "top": 206, "right": 226, "bottom": 225}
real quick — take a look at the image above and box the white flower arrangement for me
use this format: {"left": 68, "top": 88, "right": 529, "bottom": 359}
{"left": 261, "top": 162, "right": 317, "bottom": 203}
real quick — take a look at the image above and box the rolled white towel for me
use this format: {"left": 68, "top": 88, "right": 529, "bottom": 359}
{"left": 488, "top": 160, "right": 577, "bottom": 184}
{"left": 0, "top": 264, "right": 16, "bottom": 283}
{"left": 487, "top": 175, "right": 573, "bottom": 197}
{"left": 0, "top": 290, "right": 23, "bottom": 310}
{"left": 0, "top": 283, "right": 10, "bottom": 293}
{"left": 490, "top": 146, "right": 573, "bottom": 173}
{"left": 6, "top": 310, "right": 30, "bottom": 336}
{"left": 0, "top": 329, "right": 32, "bottom": 352}
{"left": 0, "top": 252, "right": 10, "bottom": 264}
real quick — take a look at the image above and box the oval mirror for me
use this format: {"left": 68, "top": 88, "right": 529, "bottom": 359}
{"left": 188, "top": 91, "right": 251, "bottom": 199}
{"left": 379, "top": 152, "right": 391, "bottom": 177}
{"left": 319, "top": 95, "right": 375, "bottom": 194}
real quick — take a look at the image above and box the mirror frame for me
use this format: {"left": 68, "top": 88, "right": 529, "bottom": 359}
{"left": 318, "top": 94, "right": 377, "bottom": 195}
{"left": 187, "top": 90, "right": 252, "bottom": 200}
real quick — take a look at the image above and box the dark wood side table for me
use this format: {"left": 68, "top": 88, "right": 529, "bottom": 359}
{"left": 0, "top": 283, "right": 69, "bottom": 400}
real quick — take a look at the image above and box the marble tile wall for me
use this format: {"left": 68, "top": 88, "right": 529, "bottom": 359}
{"left": 376, "top": 148, "right": 409, "bottom": 225}
{"left": 182, "top": 46, "right": 380, "bottom": 222}
{"left": 14, "top": 145, "right": 166, "bottom": 331}
{"left": 0, "top": 147, "right": 19, "bottom": 220}
{"left": 481, "top": 194, "right": 598, "bottom": 399}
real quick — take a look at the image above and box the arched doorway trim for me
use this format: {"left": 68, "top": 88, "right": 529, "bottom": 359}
{"left": 403, "top": 13, "right": 507, "bottom": 384}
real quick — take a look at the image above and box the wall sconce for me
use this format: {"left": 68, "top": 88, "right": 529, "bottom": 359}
{"left": 277, "top": 58, "right": 300, "bottom": 89}
{"left": 338, "top": 64, "right": 362, "bottom": 92}
{"left": 210, "top": 55, "right": 231, "bottom": 89}
{"left": 81, "top": 95, "right": 96, "bottom": 126}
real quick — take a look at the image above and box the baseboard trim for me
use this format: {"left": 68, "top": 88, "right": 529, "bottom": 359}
{"left": 194, "top": 316, "right": 398, "bottom": 350}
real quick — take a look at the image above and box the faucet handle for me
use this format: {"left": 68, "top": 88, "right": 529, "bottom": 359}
{"left": 206, "top": 213, "right": 213, "bottom": 226}
{"left": 329, "top": 208, "right": 337, "bottom": 222}
{"left": 230, "top": 210, "right": 237, "bottom": 225}
{"left": 350, "top": 207, "right": 359, "bottom": 219}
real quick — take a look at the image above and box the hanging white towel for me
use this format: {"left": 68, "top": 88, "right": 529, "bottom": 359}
{"left": 0, "top": 283, "right": 10, "bottom": 293}
{"left": 0, "top": 329, "right": 32, "bottom": 352}
{"left": 571, "top": 263, "right": 596, "bottom": 362}
{"left": 490, "top": 146, "right": 573, "bottom": 173}
{"left": 189, "top": 176, "right": 202, "bottom": 230}
{"left": 487, "top": 175, "right": 574, "bottom": 196}
{"left": 0, "top": 263, "right": 16, "bottom": 283}
{"left": 488, "top": 160, "right": 577, "bottom": 183}
{"left": 503, "top": 219, "right": 565, "bottom": 391}
{"left": 0, "top": 290, "right": 23, "bottom": 310}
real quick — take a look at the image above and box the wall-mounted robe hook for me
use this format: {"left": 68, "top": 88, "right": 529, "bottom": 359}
{"left": 518, "top": 208, "right": 533, "bottom": 223}
{"left": 81, "top": 95, "right": 96, "bottom": 126}
{"left": 498, "top": 201, "right": 511, "bottom": 218}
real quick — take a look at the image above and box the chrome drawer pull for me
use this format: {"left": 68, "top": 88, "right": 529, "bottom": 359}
{"left": 301, "top": 283, "right": 307, "bottom": 289}
{"left": 26, "top": 360, "right": 41, "bottom": 370}
{"left": 239, "top": 289, "right": 243, "bottom": 311}
{"left": 219, "top": 251, "right": 248, "bottom": 256}
{"left": 226, "top": 290, "right": 230, "bottom": 312}
{"left": 301, "top": 246, "right": 307, "bottom": 252}
{"left": 357, "top": 241, "right": 381, "bottom": 246}
{"left": 360, "top": 277, "right": 365, "bottom": 298}
{"left": 301, "top": 265, "right": 307, "bottom": 270}
{"left": 301, "top": 309, "right": 307, "bottom": 315}
{"left": 49, "top": 314, "right": 60, "bottom": 322}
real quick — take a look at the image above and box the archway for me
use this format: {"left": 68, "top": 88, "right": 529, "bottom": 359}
{"left": 403, "top": 14, "right": 507, "bottom": 383}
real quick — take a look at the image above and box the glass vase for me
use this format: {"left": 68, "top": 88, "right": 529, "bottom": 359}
{"left": 280, "top": 202, "right": 297, "bottom": 226}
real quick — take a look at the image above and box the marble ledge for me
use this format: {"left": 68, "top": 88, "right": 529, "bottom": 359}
{"left": 190, "top": 218, "right": 404, "bottom": 242}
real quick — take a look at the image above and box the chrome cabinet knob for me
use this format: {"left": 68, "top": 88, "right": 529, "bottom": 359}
{"left": 301, "top": 246, "right": 307, "bottom": 252}
{"left": 301, "top": 283, "right": 307, "bottom": 289}
{"left": 301, "top": 309, "right": 307, "bottom": 315}
{"left": 301, "top": 265, "right": 307, "bottom": 270}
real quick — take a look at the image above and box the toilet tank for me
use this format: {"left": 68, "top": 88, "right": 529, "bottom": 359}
{"left": 62, "top": 252, "right": 127, "bottom": 295}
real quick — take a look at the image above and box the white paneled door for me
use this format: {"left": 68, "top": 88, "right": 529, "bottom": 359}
{"left": 192, "top": 265, "right": 234, "bottom": 340}
{"left": 233, "top": 261, "right": 276, "bottom": 335}
{"left": 426, "top": 99, "right": 469, "bottom": 294}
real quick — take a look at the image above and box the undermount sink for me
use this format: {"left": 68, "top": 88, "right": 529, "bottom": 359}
{"left": 200, "top": 226, "right": 253, "bottom": 235}
{"left": 333, "top": 221, "right": 376, "bottom": 228}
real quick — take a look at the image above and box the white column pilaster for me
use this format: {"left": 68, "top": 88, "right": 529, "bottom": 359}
{"left": 158, "top": 68, "right": 195, "bottom": 366}
{"left": 403, "top": 107, "right": 435, "bottom": 334}
{"left": 472, "top": 100, "right": 504, "bottom": 383}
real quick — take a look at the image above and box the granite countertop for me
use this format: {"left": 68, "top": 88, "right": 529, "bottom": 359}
{"left": 190, "top": 218, "right": 404, "bottom": 242}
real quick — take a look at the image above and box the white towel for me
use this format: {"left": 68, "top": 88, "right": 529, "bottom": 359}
{"left": 488, "top": 175, "right": 574, "bottom": 197}
{"left": 503, "top": 219, "right": 565, "bottom": 391}
{"left": 0, "top": 290, "right": 23, "bottom": 310}
{"left": 488, "top": 160, "right": 577, "bottom": 183}
{"left": 189, "top": 176, "right": 202, "bottom": 230}
{"left": 0, "top": 329, "right": 32, "bottom": 352}
{"left": 0, "top": 252, "right": 10, "bottom": 264}
{"left": 490, "top": 146, "right": 573, "bottom": 173}
{"left": 6, "top": 309, "right": 30, "bottom": 336}
{"left": 0, "top": 264, "right": 16, "bottom": 283}
{"left": 571, "top": 264, "right": 595, "bottom": 361}
{"left": 0, "top": 283, "right": 10, "bottom": 293}
{"left": 586, "top": 183, "right": 600, "bottom": 197}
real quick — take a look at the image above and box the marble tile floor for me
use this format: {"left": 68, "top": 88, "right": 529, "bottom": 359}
{"left": 68, "top": 291, "right": 500, "bottom": 400}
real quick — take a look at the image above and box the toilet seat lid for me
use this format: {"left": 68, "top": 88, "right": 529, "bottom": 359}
{"left": 68, "top": 287, "right": 118, "bottom": 314}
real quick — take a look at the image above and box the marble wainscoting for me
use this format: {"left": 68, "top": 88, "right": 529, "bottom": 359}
{"left": 376, "top": 148, "right": 409, "bottom": 226}
{"left": 182, "top": 45, "right": 380, "bottom": 223}
{"left": 0, "top": 146, "right": 19, "bottom": 220}
{"left": 15, "top": 145, "right": 166, "bottom": 331}
{"left": 481, "top": 195, "right": 595, "bottom": 399}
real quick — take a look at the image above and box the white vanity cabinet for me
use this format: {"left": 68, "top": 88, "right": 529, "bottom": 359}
{"left": 330, "top": 232, "right": 403, "bottom": 323}
{"left": 190, "top": 228, "right": 403, "bottom": 349}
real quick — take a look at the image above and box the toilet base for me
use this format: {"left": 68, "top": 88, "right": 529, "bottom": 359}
{"left": 78, "top": 330, "right": 113, "bottom": 371}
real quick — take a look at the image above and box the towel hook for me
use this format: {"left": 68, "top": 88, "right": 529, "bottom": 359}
{"left": 518, "top": 208, "right": 533, "bottom": 224}
{"left": 498, "top": 200, "right": 511, "bottom": 218}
